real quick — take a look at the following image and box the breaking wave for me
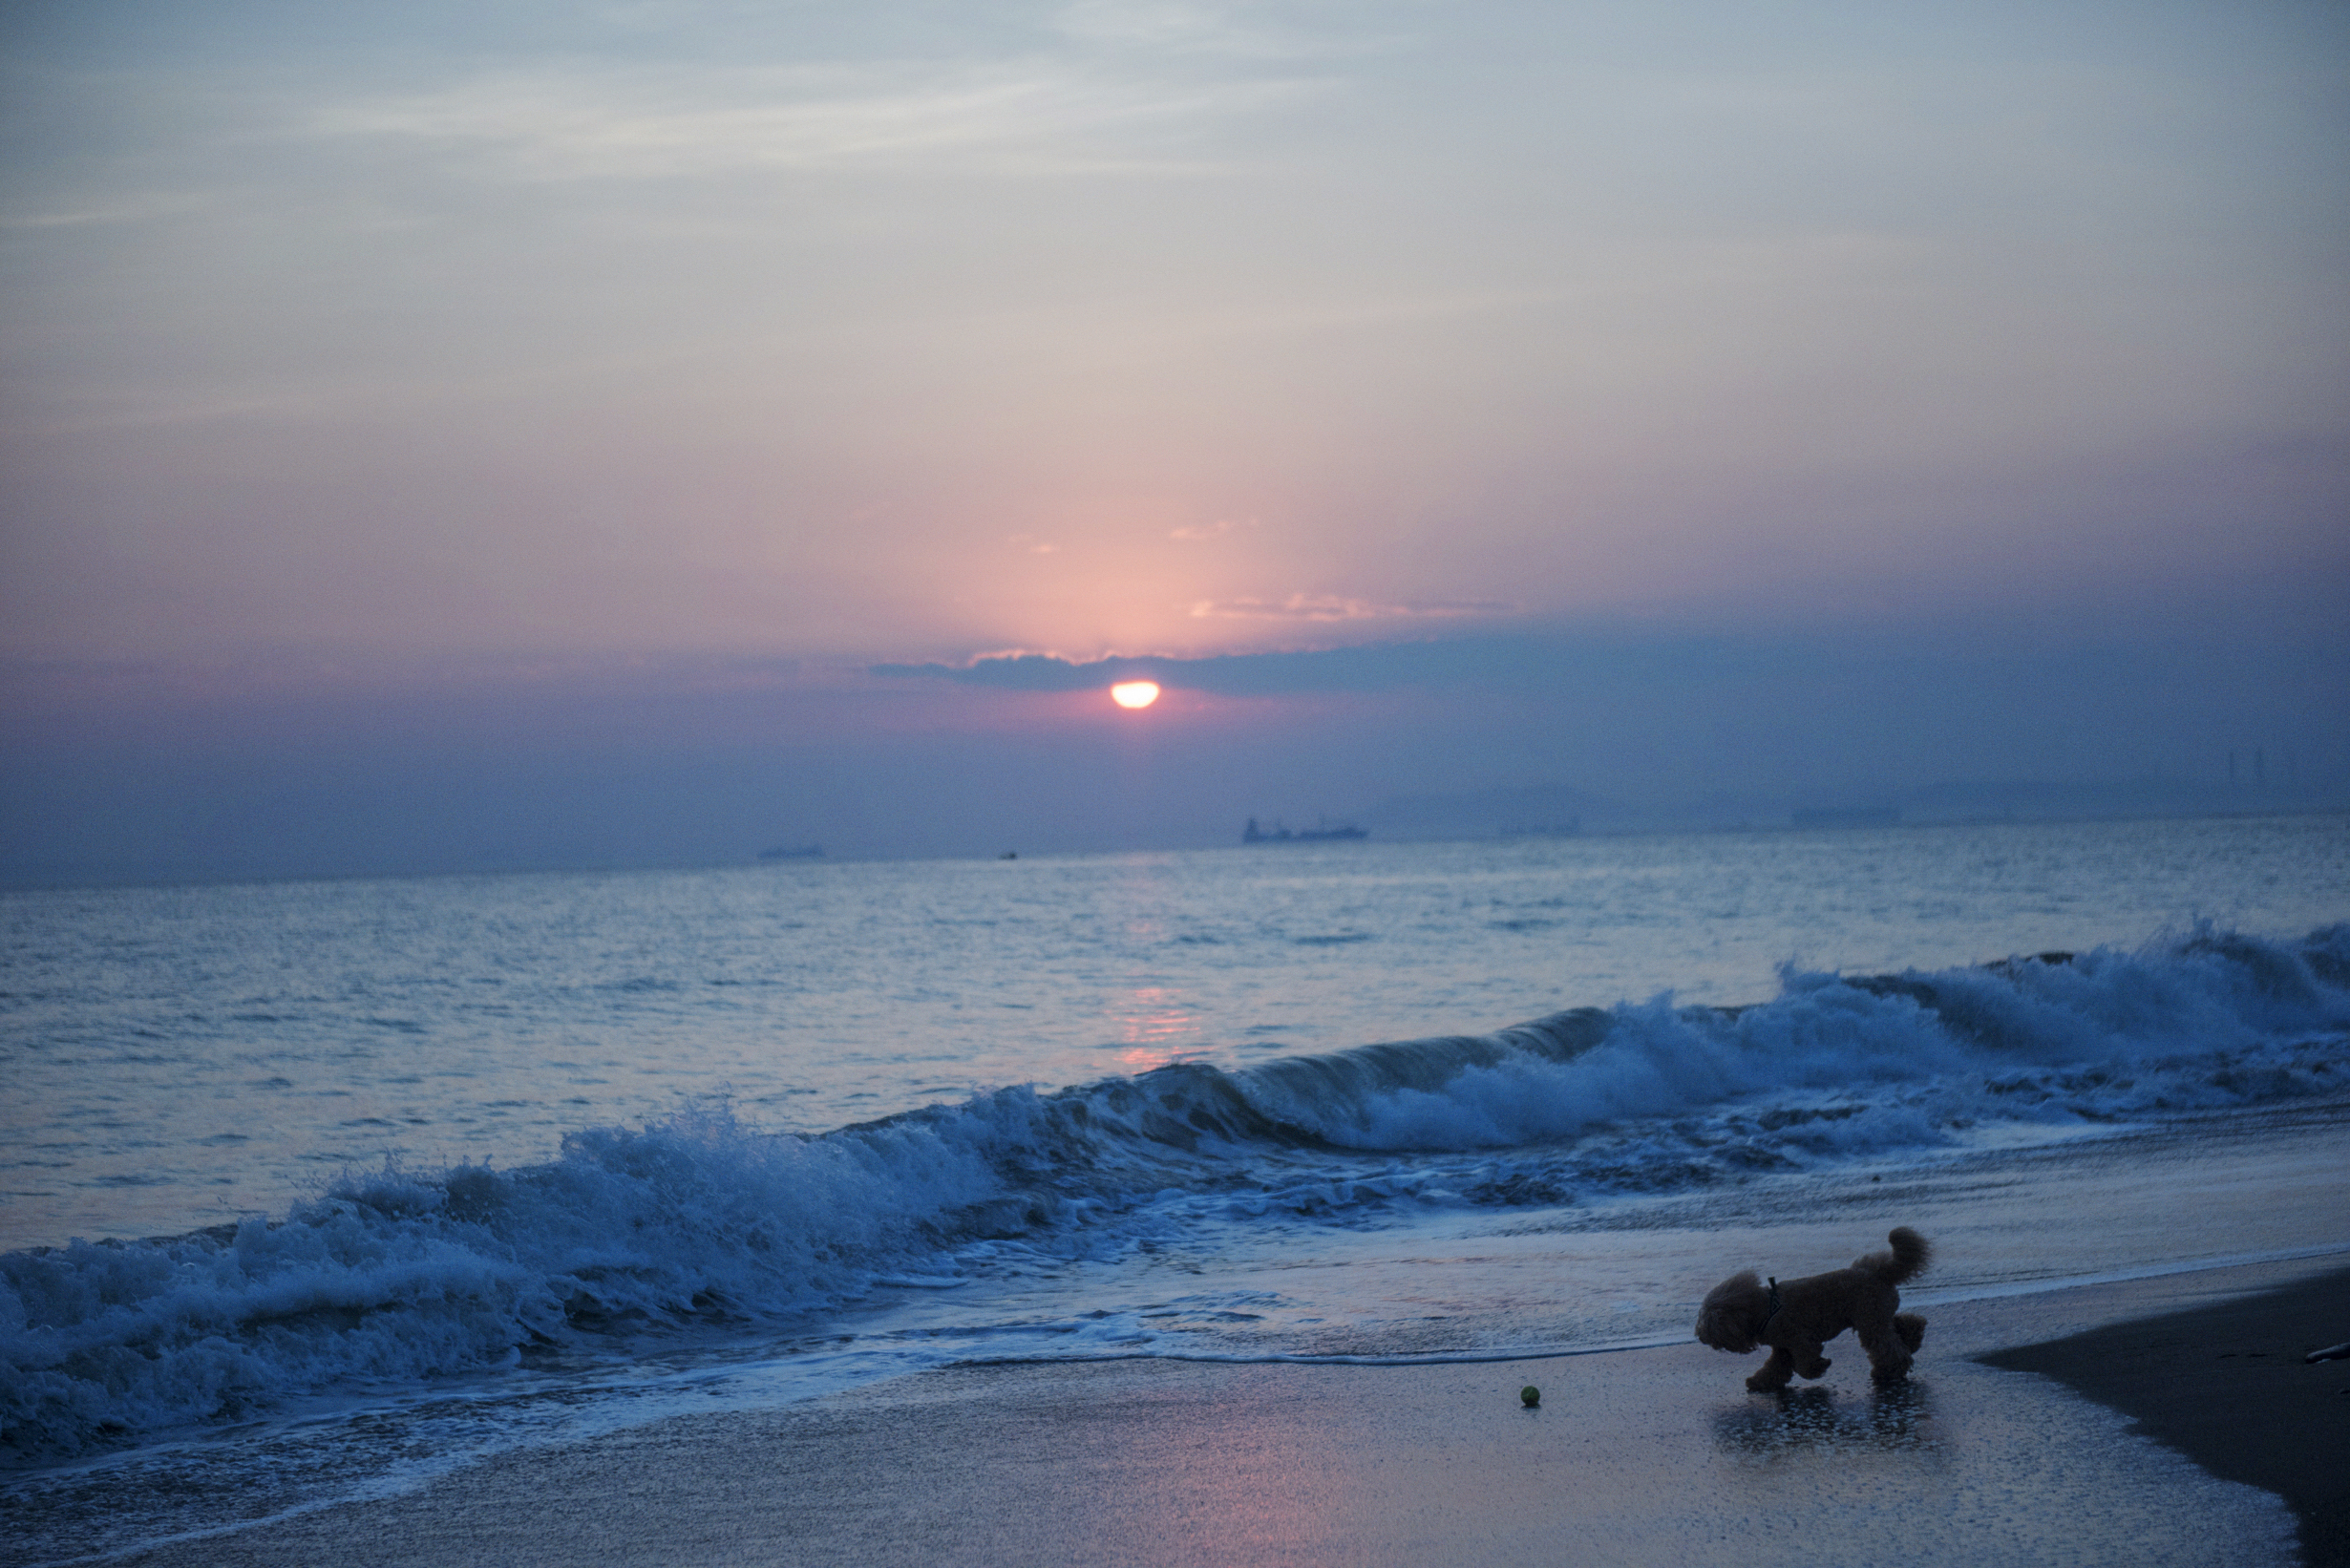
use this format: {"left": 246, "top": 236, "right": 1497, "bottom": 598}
{"left": 7, "top": 922, "right": 2346, "bottom": 1459}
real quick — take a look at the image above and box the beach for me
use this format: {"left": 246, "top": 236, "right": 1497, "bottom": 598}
{"left": 99, "top": 1256, "right": 2342, "bottom": 1568}
{"left": 8, "top": 837, "right": 2346, "bottom": 1566}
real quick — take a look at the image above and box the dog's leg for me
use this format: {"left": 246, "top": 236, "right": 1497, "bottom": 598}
{"left": 1793, "top": 1346, "right": 1831, "bottom": 1380}
{"left": 1895, "top": 1312, "right": 1926, "bottom": 1353}
{"left": 1860, "top": 1323, "right": 1914, "bottom": 1385}
{"left": 1746, "top": 1347, "right": 1796, "bottom": 1392}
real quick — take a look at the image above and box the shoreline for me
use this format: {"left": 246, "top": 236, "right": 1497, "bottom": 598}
{"left": 78, "top": 1256, "right": 2339, "bottom": 1568}
{"left": 1978, "top": 1263, "right": 2350, "bottom": 1568}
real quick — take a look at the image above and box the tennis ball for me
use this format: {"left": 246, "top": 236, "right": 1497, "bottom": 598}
{"left": 1519, "top": 1386, "right": 1540, "bottom": 1407}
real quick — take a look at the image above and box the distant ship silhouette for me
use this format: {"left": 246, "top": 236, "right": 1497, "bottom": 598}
{"left": 1789, "top": 807, "right": 1900, "bottom": 829}
{"left": 1243, "top": 817, "right": 1368, "bottom": 844}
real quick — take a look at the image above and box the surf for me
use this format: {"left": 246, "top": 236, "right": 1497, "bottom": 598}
{"left": 6, "top": 921, "right": 2346, "bottom": 1461}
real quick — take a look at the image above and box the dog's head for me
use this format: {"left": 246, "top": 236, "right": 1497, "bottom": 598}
{"left": 1694, "top": 1270, "right": 1769, "bottom": 1353}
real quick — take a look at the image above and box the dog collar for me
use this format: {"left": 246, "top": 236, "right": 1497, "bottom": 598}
{"left": 1763, "top": 1277, "right": 1783, "bottom": 1330}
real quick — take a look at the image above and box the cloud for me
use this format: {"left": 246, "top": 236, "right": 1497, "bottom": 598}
{"left": 872, "top": 633, "right": 1639, "bottom": 696}
{"left": 0, "top": 195, "right": 211, "bottom": 232}
{"left": 1052, "top": 0, "right": 1339, "bottom": 59}
{"left": 1188, "top": 594, "right": 1512, "bottom": 621}
{"left": 1168, "top": 518, "right": 1247, "bottom": 541}
{"left": 311, "top": 56, "right": 1323, "bottom": 181}
{"left": 1055, "top": 1, "right": 1249, "bottom": 51}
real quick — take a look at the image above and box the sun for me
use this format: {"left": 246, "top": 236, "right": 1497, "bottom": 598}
{"left": 1110, "top": 681, "right": 1161, "bottom": 710}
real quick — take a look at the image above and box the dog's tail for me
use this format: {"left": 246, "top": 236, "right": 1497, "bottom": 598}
{"left": 1856, "top": 1226, "right": 1932, "bottom": 1286}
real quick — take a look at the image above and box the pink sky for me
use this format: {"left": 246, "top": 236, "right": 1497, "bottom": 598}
{"left": 2, "top": 0, "right": 2344, "bottom": 878}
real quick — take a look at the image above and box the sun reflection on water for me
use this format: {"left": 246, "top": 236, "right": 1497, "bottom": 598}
{"left": 1113, "top": 985, "right": 1203, "bottom": 1073}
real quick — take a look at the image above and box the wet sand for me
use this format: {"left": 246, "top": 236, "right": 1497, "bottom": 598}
{"left": 1981, "top": 1263, "right": 2350, "bottom": 1567}
{"left": 106, "top": 1256, "right": 2342, "bottom": 1568}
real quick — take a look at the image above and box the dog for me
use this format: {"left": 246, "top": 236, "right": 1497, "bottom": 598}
{"left": 1695, "top": 1227, "right": 1931, "bottom": 1391}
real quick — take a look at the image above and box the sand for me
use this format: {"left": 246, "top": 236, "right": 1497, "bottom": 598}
{"left": 1981, "top": 1263, "right": 2350, "bottom": 1567}
{"left": 95, "top": 1254, "right": 2347, "bottom": 1568}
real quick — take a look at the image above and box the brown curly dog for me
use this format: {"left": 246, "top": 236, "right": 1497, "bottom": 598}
{"left": 1695, "top": 1226, "right": 1931, "bottom": 1391}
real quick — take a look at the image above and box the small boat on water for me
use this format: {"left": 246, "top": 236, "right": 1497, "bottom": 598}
{"left": 1242, "top": 817, "right": 1368, "bottom": 845}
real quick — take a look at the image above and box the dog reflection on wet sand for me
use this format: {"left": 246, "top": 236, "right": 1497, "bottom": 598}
{"left": 1696, "top": 1227, "right": 1931, "bottom": 1392}
{"left": 1712, "top": 1381, "right": 1937, "bottom": 1459}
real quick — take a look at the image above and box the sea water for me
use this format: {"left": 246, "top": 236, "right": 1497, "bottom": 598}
{"left": 4, "top": 815, "right": 2347, "bottom": 1561}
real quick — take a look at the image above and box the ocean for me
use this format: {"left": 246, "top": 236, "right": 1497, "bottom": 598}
{"left": 5, "top": 814, "right": 2348, "bottom": 1563}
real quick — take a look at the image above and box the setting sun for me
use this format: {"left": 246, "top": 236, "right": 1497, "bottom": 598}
{"left": 1110, "top": 681, "right": 1161, "bottom": 710}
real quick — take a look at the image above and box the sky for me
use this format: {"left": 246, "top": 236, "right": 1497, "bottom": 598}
{"left": 2, "top": 0, "right": 2346, "bottom": 881}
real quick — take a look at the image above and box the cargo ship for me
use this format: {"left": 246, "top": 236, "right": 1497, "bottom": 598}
{"left": 1242, "top": 817, "right": 1368, "bottom": 844}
